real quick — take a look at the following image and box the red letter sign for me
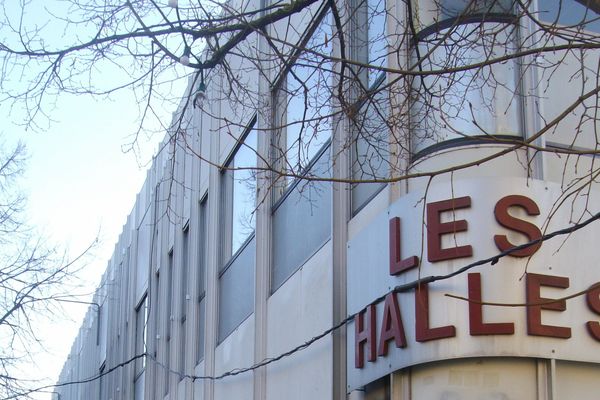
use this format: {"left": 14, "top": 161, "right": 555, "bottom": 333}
{"left": 526, "top": 273, "right": 571, "bottom": 338}
{"left": 468, "top": 273, "right": 514, "bottom": 335}
{"left": 494, "top": 195, "right": 542, "bottom": 257}
{"left": 415, "top": 283, "right": 456, "bottom": 342}
{"left": 378, "top": 293, "right": 407, "bottom": 356}
{"left": 355, "top": 304, "right": 377, "bottom": 368}
{"left": 427, "top": 196, "right": 473, "bottom": 262}
{"left": 389, "top": 217, "right": 418, "bottom": 275}
{"left": 586, "top": 283, "right": 600, "bottom": 341}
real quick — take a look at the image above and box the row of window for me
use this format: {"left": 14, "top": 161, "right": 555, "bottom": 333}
{"left": 220, "top": 0, "right": 600, "bottom": 344}
{"left": 356, "top": 0, "right": 600, "bottom": 157}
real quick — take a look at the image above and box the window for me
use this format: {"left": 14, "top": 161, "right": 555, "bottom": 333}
{"left": 98, "top": 362, "right": 106, "bottom": 400}
{"left": 538, "top": 0, "right": 600, "bottom": 33}
{"left": 351, "top": 0, "right": 391, "bottom": 214}
{"left": 273, "top": 8, "right": 333, "bottom": 193}
{"left": 409, "top": 358, "right": 537, "bottom": 398}
{"left": 120, "top": 247, "right": 131, "bottom": 332}
{"left": 164, "top": 250, "right": 173, "bottom": 396}
{"left": 222, "top": 127, "right": 258, "bottom": 257}
{"left": 134, "top": 370, "right": 145, "bottom": 400}
{"left": 134, "top": 295, "right": 148, "bottom": 370}
{"left": 218, "top": 235, "right": 256, "bottom": 341}
{"left": 116, "top": 261, "right": 123, "bottom": 337}
{"left": 367, "top": 0, "right": 387, "bottom": 86}
{"left": 136, "top": 211, "right": 151, "bottom": 300}
{"left": 179, "top": 226, "right": 189, "bottom": 379}
{"left": 534, "top": 0, "right": 600, "bottom": 151}
{"left": 218, "top": 126, "right": 257, "bottom": 342}
{"left": 364, "top": 375, "right": 390, "bottom": 400}
{"left": 351, "top": 85, "right": 390, "bottom": 214}
{"left": 196, "top": 197, "right": 208, "bottom": 363}
{"left": 413, "top": 0, "right": 514, "bottom": 29}
{"left": 272, "top": 146, "right": 332, "bottom": 291}
{"left": 151, "top": 269, "right": 159, "bottom": 396}
{"left": 98, "top": 285, "right": 108, "bottom": 361}
{"left": 134, "top": 295, "right": 148, "bottom": 398}
{"left": 354, "top": 0, "right": 388, "bottom": 87}
{"left": 410, "top": 0, "right": 521, "bottom": 154}
{"left": 271, "top": 10, "right": 334, "bottom": 292}
{"left": 96, "top": 304, "right": 102, "bottom": 346}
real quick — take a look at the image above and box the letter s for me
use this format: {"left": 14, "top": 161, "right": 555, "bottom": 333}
{"left": 494, "top": 195, "right": 542, "bottom": 257}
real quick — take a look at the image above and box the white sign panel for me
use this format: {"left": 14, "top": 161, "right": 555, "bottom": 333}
{"left": 347, "top": 178, "right": 600, "bottom": 390}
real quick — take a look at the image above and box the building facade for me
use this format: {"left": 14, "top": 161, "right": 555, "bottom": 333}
{"left": 56, "top": 0, "right": 600, "bottom": 398}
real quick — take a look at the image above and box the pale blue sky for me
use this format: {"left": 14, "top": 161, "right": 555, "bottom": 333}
{"left": 1, "top": 2, "right": 186, "bottom": 397}
{"left": 2, "top": 86, "right": 166, "bottom": 400}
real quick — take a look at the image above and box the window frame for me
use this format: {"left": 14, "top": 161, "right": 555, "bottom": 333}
{"left": 408, "top": 0, "right": 522, "bottom": 158}
{"left": 537, "top": 0, "right": 600, "bottom": 33}
{"left": 134, "top": 293, "right": 148, "bottom": 380}
{"left": 272, "top": 137, "right": 332, "bottom": 212}
{"left": 349, "top": 70, "right": 390, "bottom": 215}
{"left": 348, "top": 0, "right": 395, "bottom": 215}
{"left": 269, "top": 6, "right": 337, "bottom": 294}
{"left": 217, "top": 119, "right": 258, "bottom": 343}
{"left": 196, "top": 194, "right": 208, "bottom": 364}
{"left": 217, "top": 232, "right": 256, "bottom": 343}
{"left": 178, "top": 223, "right": 190, "bottom": 380}
{"left": 220, "top": 117, "right": 259, "bottom": 267}
{"left": 270, "top": 141, "right": 333, "bottom": 293}
{"left": 96, "top": 303, "right": 102, "bottom": 346}
{"left": 98, "top": 361, "right": 106, "bottom": 400}
{"left": 164, "top": 248, "right": 174, "bottom": 396}
{"left": 271, "top": 3, "right": 335, "bottom": 203}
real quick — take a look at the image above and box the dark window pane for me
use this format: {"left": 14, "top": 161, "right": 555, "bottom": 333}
{"left": 539, "top": 0, "right": 600, "bottom": 32}
{"left": 272, "top": 147, "right": 332, "bottom": 291}
{"left": 218, "top": 236, "right": 256, "bottom": 342}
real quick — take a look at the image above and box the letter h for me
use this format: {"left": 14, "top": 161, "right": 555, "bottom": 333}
{"left": 355, "top": 304, "right": 376, "bottom": 368}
